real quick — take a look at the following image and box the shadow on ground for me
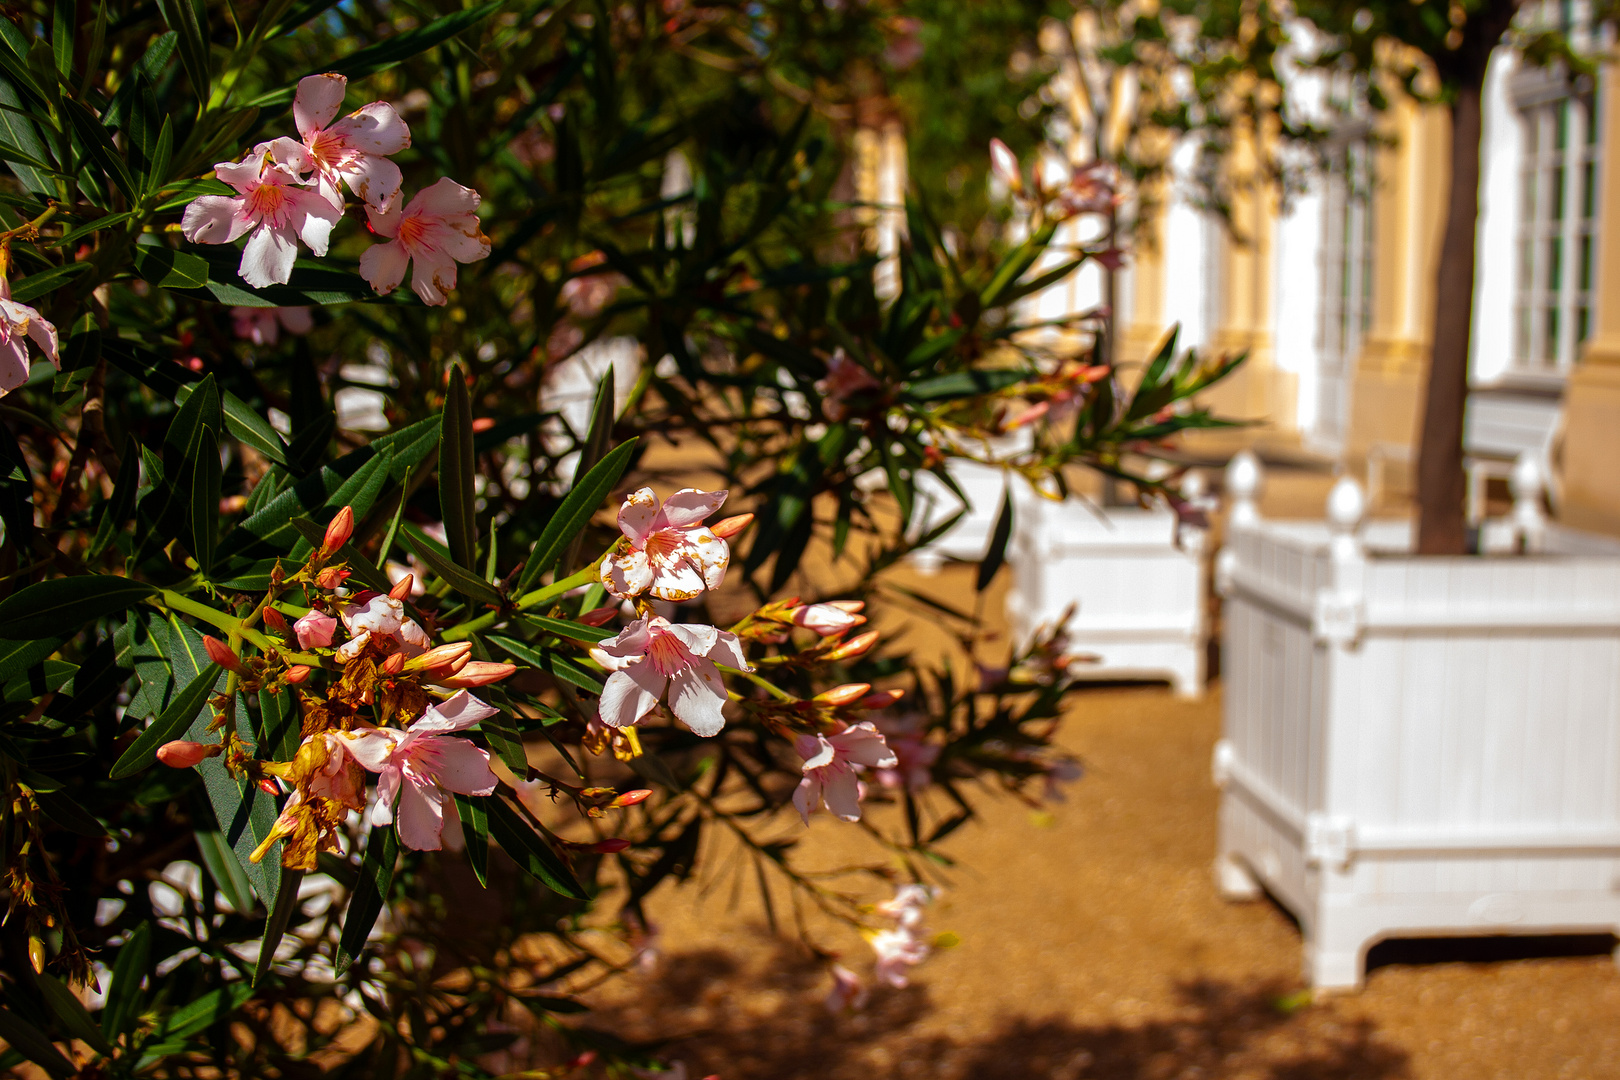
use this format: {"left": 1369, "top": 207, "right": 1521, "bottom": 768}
{"left": 586, "top": 934, "right": 1411, "bottom": 1080}
{"left": 1367, "top": 933, "right": 1618, "bottom": 975}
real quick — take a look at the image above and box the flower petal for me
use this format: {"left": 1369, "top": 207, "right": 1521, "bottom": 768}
{"left": 370, "top": 763, "right": 402, "bottom": 826}
{"left": 409, "top": 176, "right": 480, "bottom": 217}
{"left": 668, "top": 659, "right": 727, "bottom": 737}
{"left": 416, "top": 689, "right": 499, "bottom": 734}
{"left": 294, "top": 73, "right": 347, "bottom": 138}
{"left": 701, "top": 627, "right": 751, "bottom": 671}
{"left": 181, "top": 195, "right": 252, "bottom": 244}
{"left": 395, "top": 779, "right": 446, "bottom": 851}
{"left": 329, "top": 101, "right": 411, "bottom": 156}
{"left": 338, "top": 152, "right": 404, "bottom": 212}
{"left": 0, "top": 337, "right": 31, "bottom": 396}
{"left": 426, "top": 736, "right": 498, "bottom": 795}
{"left": 590, "top": 619, "right": 652, "bottom": 670}
{"left": 598, "top": 664, "right": 664, "bottom": 728}
{"left": 792, "top": 776, "right": 819, "bottom": 825}
{"left": 290, "top": 189, "right": 342, "bottom": 256}
{"left": 617, "top": 487, "right": 659, "bottom": 543}
{"left": 822, "top": 768, "right": 864, "bottom": 822}
{"left": 604, "top": 551, "right": 655, "bottom": 600}
{"left": 359, "top": 239, "right": 409, "bottom": 296}
{"left": 658, "top": 488, "right": 728, "bottom": 528}
{"left": 647, "top": 561, "right": 706, "bottom": 603}
{"left": 340, "top": 727, "right": 404, "bottom": 771}
{"left": 365, "top": 200, "right": 403, "bottom": 239}
{"left": 408, "top": 247, "right": 457, "bottom": 306}
{"left": 239, "top": 223, "right": 299, "bottom": 288}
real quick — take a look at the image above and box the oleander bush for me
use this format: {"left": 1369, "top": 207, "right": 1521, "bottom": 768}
{"left": 0, "top": 0, "right": 1240, "bottom": 1074}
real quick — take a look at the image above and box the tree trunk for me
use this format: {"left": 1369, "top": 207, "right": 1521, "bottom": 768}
{"left": 1415, "top": 80, "right": 1487, "bottom": 555}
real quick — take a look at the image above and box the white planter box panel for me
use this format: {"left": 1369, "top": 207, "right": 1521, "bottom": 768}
{"left": 1215, "top": 455, "right": 1620, "bottom": 990}
{"left": 909, "top": 461, "right": 1012, "bottom": 568}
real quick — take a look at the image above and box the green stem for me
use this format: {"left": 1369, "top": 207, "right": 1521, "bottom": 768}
{"left": 716, "top": 663, "right": 795, "bottom": 703}
{"left": 152, "top": 591, "right": 327, "bottom": 666}
{"left": 440, "top": 568, "right": 597, "bottom": 642}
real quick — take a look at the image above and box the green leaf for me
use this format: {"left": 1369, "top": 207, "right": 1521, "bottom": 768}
{"left": 400, "top": 522, "right": 502, "bottom": 605}
{"left": 36, "top": 973, "right": 113, "bottom": 1056}
{"left": 256, "top": 683, "right": 300, "bottom": 762}
{"left": 146, "top": 115, "right": 173, "bottom": 197}
{"left": 487, "top": 635, "right": 604, "bottom": 694}
{"left": 152, "top": 0, "right": 209, "bottom": 103}
{"left": 0, "top": 1006, "right": 74, "bottom": 1078}
{"left": 286, "top": 516, "right": 392, "bottom": 593}
{"left": 0, "top": 636, "right": 63, "bottom": 683}
{"left": 190, "top": 426, "right": 220, "bottom": 573}
{"left": 336, "top": 823, "right": 398, "bottom": 975}
{"left": 62, "top": 98, "right": 138, "bottom": 201}
{"left": 101, "top": 921, "right": 151, "bottom": 1040}
{"left": 485, "top": 796, "right": 588, "bottom": 900}
{"left": 88, "top": 438, "right": 139, "bottom": 558}
{"left": 440, "top": 364, "right": 478, "bottom": 570}
{"left": 196, "top": 827, "right": 256, "bottom": 915}
{"left": 35, "top": 788, "right": 106, "bottom": 837}
{"left": 975, "top": 483, "right": 1014, "bottom": 593}
{"left": 49, "top": 0, "right": 71, "bottom": 75}
{"left": 454, "top": 794, "right": 489, "bottom": 888}
{"left": 213, "top": 387, "right": 290, "bottom": 467}
{"left": 517, "top": 437, "right": 639, "bottom": 590}
{"left": 904, "top": 368, "right": 1029, "bottom": 402}
{"left": 511, "top": 614, "right": 614, "bottom": 643}
{"left": 0, "top": 416, "right": 34, "bottom": 550}
{"left": 160, "top": 983, "right": 254, "bottom": 1040}
{"left": 108, "top": 662, "right": 220, "bottom": 779}
{"left": 0, "top": 74, "right": 54, "bottom": 195}
{"left": 254, "top": 866, "right": 305, "bottom": 986}
{"left": 132, "top": 244, "right": 211, "bottom": 289}
{"left": 0, "top": 576, "right": 156, "bottom": 640}
{"left": 248, "top": 1, "right": 505, "bottom": 107}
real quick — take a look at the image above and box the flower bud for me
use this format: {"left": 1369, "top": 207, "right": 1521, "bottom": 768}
{"left": 157, "top": 740, "right": 220, "bottom": 768}
{"left": 578, "top": 606, "right": 620, "bottom": 627}
{"left": 258, "top": 778, "right": 281, "bottom": 795}
{"left": 28, "top": 936, "right": 45, "bottom": 974}
{"left": 611, "top": 789, "right": 653, "bottom": 808}
{"left": 814, "top": 682, "right": 871, "bottom": 706}
{"left": 857, "top": 689, "right": 905, "bottom": 709}
{"left": 321, "top": 506, "right": 355, "bottom": 556}
{"left": 284, "top": 665, "right": 312, "bottom": 684}
{"left": 314, "top": 566, "right": 351, "bottom": 590}
{"left": 203, "top": 636, "right": 245, "bottom": 673}
{"left": 388, "top": 574, "right": 414, "bottom": 601}
{"left": 432, "top": 661, "right": 517, "bottom": 688}
{"left": 795, "top": 603, "right": 867, "bottom": 637}
{"left": 710, "top": 513, "right": 754, "bottom": 539}
{"left": 380, "top": 653, "right": 406, "bottom": 675}
{"left": 591, "top": 838, "right": 632, "bottom": 853}
{"left": 262, "top": 608, "right": 290, "bottom": 634}
{"left": 824, "top": 630, "right": 880, "bottom": 661}
{"left": 294, "top": 610, "right": 338, "bottom": 649}
{"left": 406, "top": 641, "right": 473, "bottom": 676}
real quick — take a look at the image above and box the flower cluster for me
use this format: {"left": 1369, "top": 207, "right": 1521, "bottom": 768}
{"left": 828, "top": 883, "right": 939, "bottom": 1010}
{"left": 0, "top": 278, "right": 59, "bottom": 400}
{"left": 182, "top": 74, "right": 490, "bottom": 304}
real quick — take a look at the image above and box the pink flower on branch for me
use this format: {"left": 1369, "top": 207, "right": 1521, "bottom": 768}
{"left": 294, "top": 610, "right": 337, "bottom": 649}
{"left": 590, "top": 616, "right": 750, "bottom": 737}
{"left": 792, "top": 721, "right": 897, "bottom": 825}
{"left": 231, "top": 306, "right": 312, "bottom": 346}
{"left": 600, "top": 487, "right": 732, "bottom": 603}
{"left": 360, "top": 178, "right": 491, "bottom": 306}
{"left": 0, "top": 285, "right": 59, "bottom": 399}
{"left": 869, "top": 926, "right": 929, "bottom": 988}
{"left": 181, "top": 151, "right": 342, "bottom": 288}
{"left": 272, "top": 73, "right": 411, "bottom": 213}
{"left": 792, "top": 601, "right": 865, "bottom": 636}
{"left": 340, "top": 691, "right": 501, "bottom": 851}
{"left": 814, "top": 348, "right": 882, "bottom": 422}
{"left": 335, "top": 592, "right": 431, "bottom": 661}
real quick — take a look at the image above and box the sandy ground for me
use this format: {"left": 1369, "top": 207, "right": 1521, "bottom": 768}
{"left": 583, "top": 461, "right": 1620, "bottom": 1080}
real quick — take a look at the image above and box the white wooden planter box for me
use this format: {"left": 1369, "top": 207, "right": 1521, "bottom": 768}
{"left": 908, "top": 459, "right": 1014, "bottom": 571}
{"left": 1006, "top": 477, "right": 1213, "bottom": 698}
{"left": 1214, "top": 452, "right": 1620, "bottom": 989}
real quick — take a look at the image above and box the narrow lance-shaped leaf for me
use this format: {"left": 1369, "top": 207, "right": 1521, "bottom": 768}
{"left": 254, "top": 866, "right": 306, "bottom": 986}
{"left": 101, "top": 921, "right": 151, "bottom": 1040}
{"left": 518, "top": 437, "right": 639, "bottom": 590}
{"left": 975, "top": 482, "right": 1015, "bottom": 593}
{"left": 0, "top": 576, "right": 157, "bottom": 640}
{"left": 440, "top": 364, "right": 478, "bottom": 569}
{"left": 485, "top": 794, "right": 588, "bottom": 899}
{"left": 455, "top": 793, "right": 489, "bottom": 888}
{"left": 108, "top": 662, "right": 220, "bottom": 779}
{"left": 336, "top": 823, "right": 399, "bottom": 975}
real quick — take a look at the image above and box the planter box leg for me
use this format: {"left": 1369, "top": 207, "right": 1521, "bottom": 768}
{"left": 1213, "top": 852, "right": 1262, "bottom": 900}
{"left": 1305, "top": 917, "right": 1369, "bottom": 991}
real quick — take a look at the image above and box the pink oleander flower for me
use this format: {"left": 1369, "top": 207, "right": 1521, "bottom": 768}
{"left": 181, "top": 149, "right": 342, "bottom": 288}
{"left": 989, "top": 137, "right": 1023, "bottom": 196}
{"left": 600, "top": 487, "right": 732, "bottom": 603}
{"left": 792, "top": 601, "right": 866, "bottom": 636}
{"left": 874, "top": 713, "right": 940, "bottom": 793}
{"left": 876, "top": 883, "right": 935, "bottom": 929}
{"left": 0, "top": 283, "right": 59, "bottom": 399}
{"left": 1056, "top": 159, "right": 1117, "bottom": 218}
{"left": 360, "top": 178, "right": 491, "bottom": 306}
{"left": 814, "top": 348, "right": 882, "bottom": 422}
{"left": 340, "top": 691, "right": 500, "bottom": 851}
{"left": 294, "top": 610, "right": 338, "bottom": 650}
{"left": 590, "top": 616, "right": 750, "bottom": 737}
{"left": 231, "top": 306, "right": 313, "bottom": 346}
{"left": 335, "top": 593, "right": 431, "bottom": 663}
{"left": 792, "top": 721, "right": 898, "bottom": 825}
{"left": 825, "top": 964, "right": 869, "bottom": 1013}
{"left": 869, "top": 926, "right": 929, "bottom": 989}
{"left": 272, "top": 74, "right": 410, "bottom": 212}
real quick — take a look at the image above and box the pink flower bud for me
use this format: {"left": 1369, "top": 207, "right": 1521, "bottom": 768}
{"left": 710, "top": 513, "right": 754, "bottom": 539}
{"left": 989, "top": 138, "right": 1023, "bottom": 194}
{"left": 814, "top": 683, "right": 871, "bottom": 706}
{"left": 262, "top": 608, "right": 290, "bottom": 634}
{"left": 294, "top": 610, "right": 338, "bottom": 649}
{"left": 321, "top": 506, "right": 355, "bottom": 555}
{"left": 857, "top": 689, "right": 905, "bottom": 709}
{"left": 824, "top": 630, "right": 880, "bottom": 661}
{"left": 258, "top": 778, "right": 281, "bottom": 795}
{"left": 314, "top": 566, "right": 351, "bottom": 590}
{"left": 578, "top": 606, "right": 620, "bottom": 627}
{"left": 202, "top": 636, "right": 244, "bottom": 673}
{"left": 591, "top": 838, "right": 632, "bottom": 853}
{"left": 432, "top": 661, "right": 517, "bottom": 688}
{"left": 407, "top": 641, "right": 474, "bottom": 676}
{"left": 611, "top": 789, "right": 652, "bottom": 807}
{"left": 380, "top": 653, "right": 406, "bottom": 675}
{"left": 388, "top": 574, "right": 414, "bottom": 601}
{"left": 794, "top": 602, "right": 867, "bottom": 636}
{"left": 157, "top": 740, "right": 218, "bottom": 768}
{"left": 284, "top": 665, "right": 312, "bottom": 684}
